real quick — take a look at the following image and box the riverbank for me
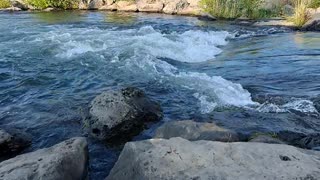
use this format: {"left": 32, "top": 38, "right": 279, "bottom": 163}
{"left": 1, "top": 0, "right": 320, "bottom": 31}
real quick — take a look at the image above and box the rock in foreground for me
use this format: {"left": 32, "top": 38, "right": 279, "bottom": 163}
{"left": 0, "top": 137, "right": 88, "bottom": 180}
{"left": 155, "top": 120, "right": 241, "bottom": 142}
{"left": 84, "top": 87, "right": 163, "bottom": 141}
{"left": 0, "top": 128, "right": 31, "bottom": 157}
{"left": 107, "top": 137, "right": 320, "bottom": 180}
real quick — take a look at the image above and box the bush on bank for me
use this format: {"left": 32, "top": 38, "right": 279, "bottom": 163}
{"left": 25, "top": 0, "right": 79, "bottom": 9}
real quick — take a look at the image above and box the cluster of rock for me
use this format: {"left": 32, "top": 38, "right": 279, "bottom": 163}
{"left": 107, "top": 120, "right": 320, "bottom": 179}
{"left": 1, "top": 87, "right": 320, "bottom": 179}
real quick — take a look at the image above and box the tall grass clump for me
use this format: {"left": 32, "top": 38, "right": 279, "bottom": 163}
{"left": 0, "top": 0, "right": 11, "bottom": 8}
{"left": 26, "top": 0, "right": 78, "bottom": 9}
{"left": 200, "top": 0, "right": 274, "bottom": 19}
{"left": 289, "top": 0, "right": 311, "bottom": 27}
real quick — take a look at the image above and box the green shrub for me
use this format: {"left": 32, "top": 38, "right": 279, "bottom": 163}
{"left": 26, "top": 0, "right": 78, "bottom": 9}
{"left": 26, "top": 0, "right": 49, "bottom": 9}
{"left": 0, "top": 0, "right": 11, "bottom": 8}
{"left": 47, "top": 0, "right": 79, "bottom": 9}
{"left": 199, "top": 0, "right": 274, "bottom": 19}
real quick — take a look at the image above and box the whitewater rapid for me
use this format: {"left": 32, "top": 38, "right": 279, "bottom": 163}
{"left": 29, "top": 25, "right": 318, "bottom": 114}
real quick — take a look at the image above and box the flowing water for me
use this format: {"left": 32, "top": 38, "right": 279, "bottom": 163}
{"left": 1, "top": 11, "right": 320, "bottom": 179}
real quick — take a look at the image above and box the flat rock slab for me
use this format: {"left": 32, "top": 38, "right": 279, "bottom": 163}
{"left": 154, "top": 120, "right": 241, "bottom": 142}
{"left": 0, "top": 137, "right": 88, "bottom": 180}
{"left": 107, "top": 137, "right": 320, "bottom": 180}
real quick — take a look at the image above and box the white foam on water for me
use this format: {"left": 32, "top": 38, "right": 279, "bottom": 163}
{"left": 35, "top": 26, "right": 258, "bottom": 113}
{"left": 51, "top": 26, "right": 230, "bottom": 63}
{"left": 256, "top": 99, "right": 318, "bottom": 114}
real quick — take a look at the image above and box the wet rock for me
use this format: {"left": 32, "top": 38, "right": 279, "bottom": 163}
{"left": 302, "top": 13, "right": 320, "bottom": 31}
{"left": 107, "top": 137, "right": 320, "bottom": 180}
{"left": 154, "top": 120, "right": 241, "bottom": 142}
{"left": 0, "top": 137, "right": 88, "bottom": 180}
{"left": 249, "top": 134, "right": 285, "bottom": 144}
{"left": 84, "top": 87, "right": 163, "bottom": 141}
{"left": 116, "top": 1, "right": 137, "bottom": 12}
{"left": 0, "top": 128, "right": 31, "bottom": 157}
{"left": 136, "top": 0, "right": 164, "bottom": 12}
{"left": 277, "top": 131, "right": 320, "bottom": 149}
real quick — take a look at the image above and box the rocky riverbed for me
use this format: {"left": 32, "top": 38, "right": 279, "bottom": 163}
{"left": 1, "top": 88, "right": 320, "bottom": 179}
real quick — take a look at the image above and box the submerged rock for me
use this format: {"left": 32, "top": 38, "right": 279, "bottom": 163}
{"left": 155, "top": 120, "right": 241, "bottom": 142}
{"left": 107, "top": 137, "right": 320, "bottom": 180}
{"left": 0, "top": 137, "right": 88, "bottom": 180}
{"left": 302, "top": 13, "right": 320, "bottom": 31}
{"left": 84, "top": 87, "right": 163, "bottom": 141}
{"left": 0, "top": 128, "right": 31, "bottom": 157}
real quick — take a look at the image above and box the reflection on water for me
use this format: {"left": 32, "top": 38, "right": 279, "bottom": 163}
{"left": 31, "top": 11, "right": 85, "bottom": 23}
{"left": 104, "top": 12, "right": 137, "bottom": 25}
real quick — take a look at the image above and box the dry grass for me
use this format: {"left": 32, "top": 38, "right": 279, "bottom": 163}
{"left": 289, "top": 0, "right": 311, "bottom": 27}
{"left": 0, "top": 0, "right": 10, "bottom": 8}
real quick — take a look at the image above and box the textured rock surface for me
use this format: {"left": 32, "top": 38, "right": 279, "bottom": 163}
{"left": 0, "top": 128, "right": 31, "bottom": 157}
{"left": 0, "top": 137, "right": 88, "bottom": 180}
{"left": 155, "top": 120, "right": 241, "bottom": 142}
{"left": 107, "top": 137, "right": 320, "bottom": 180}
{"left": 84, "top": 87, "right": 163, "bottom": 141}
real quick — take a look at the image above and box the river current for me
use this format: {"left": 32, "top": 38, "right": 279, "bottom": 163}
{"left": 0, "top": 11, "right": 320, "bottom": 179}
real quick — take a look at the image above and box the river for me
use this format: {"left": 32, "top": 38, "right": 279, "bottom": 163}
{"left": 0, "top": 11, "right": 320, "bottom": 179}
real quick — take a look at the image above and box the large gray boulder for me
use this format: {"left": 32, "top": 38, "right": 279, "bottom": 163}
{"left": 0, "top": 128, "right": 31, "bottom": 157}
{"left": 107, "top": 137, "right": 320, "bottom": 180}
{"left": 0, "top": 137, "right": 88, "bottom": 180}
{"left": 154, "top": 120, "right": 241, "bottom": 142}
{"left": 84, "top": 87, "right": 163, "bottom": 141}
{"left": 302, "top": 13, "right": 320, "bottom": 31}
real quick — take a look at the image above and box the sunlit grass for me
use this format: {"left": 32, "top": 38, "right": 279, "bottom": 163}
{"left": 200, "top": 0, "right": 275, "bottom": 19}
{"left": 289, "top": 0, "right": 311, "bottom": 27}
{"left": 0, "top": 0, "right": 10, "bottom": 8}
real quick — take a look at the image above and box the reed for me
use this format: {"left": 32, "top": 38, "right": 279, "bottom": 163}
{"left": 289, "top": 0, "right": 311, "bottom": 27}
